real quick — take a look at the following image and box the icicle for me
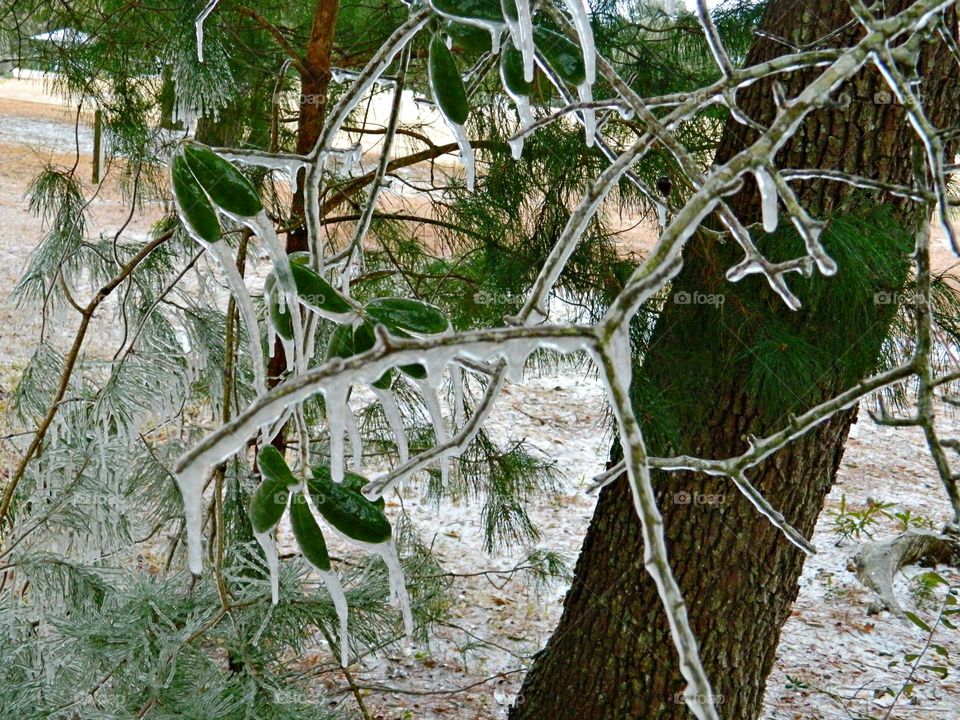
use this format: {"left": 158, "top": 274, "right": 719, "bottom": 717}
{"left": 194, "top": 0, "right": 220, "bottom": 63}
{"left": 417, "top": 380, "right": 449, "bottom": 486}
{"left": 502, "top": 0, "right": 535, "bottom": 83}
{"left": 450, "top": 362, "right": 465, "bottom": 429}
{"left": 372, "top": 388, "right": 409, "bottom": 464}
{"left": 373, "top": 539, "right": 413, "bottom": 636}
{"left": 254, "top": 529, "right": 280, "bottom": 604}
{"left": 501, "top": 66, "right": 534, "bottom": 160}
{"left": 345, "top": 406, "right": 363, "bottom": 473}
{"left": 565, "top": 0, "right": 595, "bottom": 85}
{"left": 447, "top": 122, "right": 475, "bottom": 191}
{"left": 325, "top": 383, "right": 349, "bottom": 484}
{"left": 754, "top": 167, "right": 779, "bottom": 233}
{"left": 318, "top": 569, "right": 351, "bottom": 666}
{"left": 207, "top": 240, "right": 267, "bottom": 395}
{"left": 577, "top": 82, "right": 596, "bottom": 148}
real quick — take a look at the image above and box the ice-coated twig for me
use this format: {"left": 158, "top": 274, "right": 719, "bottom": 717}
{"left": 692, "top": 0, "right": 734, "bottom": 77}
{"left": 593, "top": 361, "right": 918, "bottom": 498}
{"left": 593, "top": 333, "right": 719, "bottom": 720}
{"left": 341, "top": 46, "right": 410, "bottom": 293}
{"left": 869, "top": 45, "right": 958, "bottom": 253}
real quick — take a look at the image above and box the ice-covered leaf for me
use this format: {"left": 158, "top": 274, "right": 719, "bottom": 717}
{"left": 325, "top": 321, "right": 393, "bottom": 390}
{"left": 171, "top": 154, "right": 220, "bottom": 244}
{"left": 313, "top": 465, "right": 385, "bottom": 510}
{"left": 291, "top": 263, "right": 354, "bottom": 316}
{"left": 428, "top": 34, "right": 470, "bottom": 127}
{"left": 501, "top": 42, "right": 532, "bottom": 97}
{"left": 249, "top": 477, "right": 290, "bottom": 534}
{"left": 445, "top": 21, "right": 493, "bottom": 52}
{"left": 308, "top": 466, "right": 392, "bottom": 544}
{"left": 534, "top": 26, "right": 585, "bottom": 86}
{"left": 182, "top": 143, "right": 262, "bottom": 218}
{"left": 250, "top": 446, "right": 298, "bottom": 533}
{"left": 290, "top": 493, "right": 332, "bottom": 571}
{"left": 265, "top": 273, "right": 294, "bottom": 341}
{"left": 365, "top": 297, "right": 450, "bottom": 335}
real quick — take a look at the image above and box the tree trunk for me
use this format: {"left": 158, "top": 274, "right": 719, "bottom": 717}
{"left": 512, "top": 2, "right": 958, "bottom": 718}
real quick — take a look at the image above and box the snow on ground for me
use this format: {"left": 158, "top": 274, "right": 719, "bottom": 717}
{"left": 3, "top": 84, "right": 960, "bottom": 720}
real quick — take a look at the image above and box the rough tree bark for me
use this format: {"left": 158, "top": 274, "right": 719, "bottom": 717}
{"left": 512, "top": 2, "right": 959, "bottom": 719}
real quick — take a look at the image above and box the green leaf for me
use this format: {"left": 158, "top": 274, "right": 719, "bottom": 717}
{"left": 258, "top": 445, "right": 298, "bottom": 486}
{"left": 919, "top": 665, "right": 949, "bottom": 679}
{"left": 431, "top": 0, "right": 503, "bottom": 24}
{"left": 182, "top": 143, "right": 262, "bottom": 218}
{"left": 265, "top": 272, "right": 294, "bottom": 341}
{"left": 326, "top": 323, "right": 355, "bottom": 361}
{"left": 171, "top": 154, "right": 220, "bottom": 244}
{"left": 249, "top": 446, "right": 299, "bottom": 533}
{"left": 312, "top": 465, "right": 385, "bottom": 510}
{"left": 534, "top": 26, "right": 586, "bottom": 86}
{"left": 290, "top": 263, "right": 354, "bottom": 316}
{"left": 904, "top": 611, "right": 932, "bottom": 633}
{"left": 249, "top": 478, "right": 290, "bottom": 533}
{"left": 501, "top": 42, "right": 532, "bottom": 97}
{"left": 429, "top": 34, "right": 470, "bottom": 127}
{"left": 445, "top": 21, "right": 492, "bottom": 53}
{"left": 289, "top": 493, "right": 331, "bottom": 571}
{"left": 308, "top": 466, "right": 391, "bottom": 544}
{"left": 325, "top": 322, "right": 392, "bottom": 389}
{"left": 365, "top": 297, "right": 450, "bottom": 335}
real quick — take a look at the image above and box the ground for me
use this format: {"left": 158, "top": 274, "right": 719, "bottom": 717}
{"left": 2, "top": 77, "right": 960, "bottom": 720}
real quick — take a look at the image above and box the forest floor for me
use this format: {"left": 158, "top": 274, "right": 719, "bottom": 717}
{"left": 2, "top": 84, "right": 960, "bottom": 720}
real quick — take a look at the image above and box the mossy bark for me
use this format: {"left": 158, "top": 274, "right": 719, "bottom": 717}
{"left": 512, "top": 2, "right": 959, "bottom": 718}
